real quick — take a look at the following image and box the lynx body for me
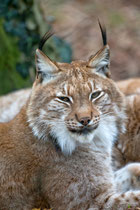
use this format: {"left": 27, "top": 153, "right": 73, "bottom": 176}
{"left": 0, "top": 27, "right": 140, "bottom": 209}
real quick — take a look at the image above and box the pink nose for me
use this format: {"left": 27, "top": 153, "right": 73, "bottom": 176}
{"left": 79, "top": 117, "right": 91, "bottom": 126}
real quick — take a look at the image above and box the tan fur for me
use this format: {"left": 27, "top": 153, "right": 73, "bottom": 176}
{"left": 1, "top": 74, "right": 140, "bottom": 197}
{"left": 112, "top": 83, "right": 140, "bottom": 169}
{"left": 115, "top": 163, "right": 140, "bottom": 192}
{"left": 1, "top": 37, "right": 140, "bottom": 209}
{"left": 117, "top": 78, "right": 140, "bottom": 96}
{"left": 1, "top": 78, "right": 140, "bottom": 124}
{"left": 0, "top": 88, "right": 31, "bottom": 122}
{"left": 110, "top": 78, "right": 140, "bottom": 194}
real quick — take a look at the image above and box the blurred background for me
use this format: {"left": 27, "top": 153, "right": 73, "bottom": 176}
{"left": 0, "top": 0, "right": 140, "bottom": 96}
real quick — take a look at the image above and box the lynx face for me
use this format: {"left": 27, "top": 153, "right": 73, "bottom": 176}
{"left": 27, "top": 34, "right": 126, "bottom": 155}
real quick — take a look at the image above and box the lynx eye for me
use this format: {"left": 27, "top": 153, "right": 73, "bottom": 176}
{"left": 91, "top": 91, "right": 101, "bottom": 100}
{"left": 58, "top": 96, "right": 71, "bottom": 103}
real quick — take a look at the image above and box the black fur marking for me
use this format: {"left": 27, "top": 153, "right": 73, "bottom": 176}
{"left": 39, "top": 30, "right": 54, "bottom": 50}
{"left": 69, "top": 126, "right": 98, "bottom": 135}
{"left": 48, "top": 134, "right": 61, "bottom": 152}
{"left": 98, "top": 20, "right": 107, "bottom": 46}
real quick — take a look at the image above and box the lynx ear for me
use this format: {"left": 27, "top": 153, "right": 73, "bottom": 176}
{"left": 87, "top": 21, "right": 111, "bottom": 78}
{"left": 88, "top": 45, "right": 110, "bottom": 77}
{"left": 35, "top": 49, "right": 59, "bottom": 82}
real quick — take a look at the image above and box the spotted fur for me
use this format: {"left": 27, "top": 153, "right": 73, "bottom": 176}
{"left": 112, "top": 78, "right": 140, "bottom": 170}
{"left": 0, "top": 28, "right": 140, "bottom": 209}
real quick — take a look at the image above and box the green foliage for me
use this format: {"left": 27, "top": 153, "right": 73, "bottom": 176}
{"left": 0, "top": 0, "right": 72, "bottom": 95}
{"left": 0, "top": 0, "right": 41, "bottom": 90}
{"left": 0, "top": 19, "right": 30, "bottom": 95}
{"left": 44, "top": 36, "right": 72, "bottom": 63}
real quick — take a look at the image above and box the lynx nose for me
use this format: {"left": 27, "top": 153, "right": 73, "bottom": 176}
{"left": 79, "top": 117, "right": 91, "bottom": 126}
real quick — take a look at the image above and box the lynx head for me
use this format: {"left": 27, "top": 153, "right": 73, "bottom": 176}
{"left": 27, "top": 23, "right": 126, "bottom": 155}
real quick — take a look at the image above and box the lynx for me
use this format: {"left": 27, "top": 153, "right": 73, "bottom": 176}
{"left": 1, "top": 24, "right": 140, "bottom": 209}
{"left": 117, "top": 78, "right": 140, "bottom": 96}
{"left": 112, "top": 91, "right": 140, "bottom": 169}
{"left": 0, "top": 88, "right": 30, "bottom": 122}
{"left": 115, "top": 163, "right": 140, "bottom": 193}
{"left": 1, "top": 83, "right": 140, "bottom": 195}
{"left": 112, "top": 88, "right": 140, "bottom": 192}
{"left": 1, "top": 70, "right": 140, "bottom": 194}
{"left": 111, "top": 78, "right": 140, "bottom": 171}
{"left": 1, "top": 78, "right": 140, "bottom": 123}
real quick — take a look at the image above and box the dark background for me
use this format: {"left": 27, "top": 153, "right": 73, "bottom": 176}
{"left": 0, "top": 0, "right": 140, "bottom": 95}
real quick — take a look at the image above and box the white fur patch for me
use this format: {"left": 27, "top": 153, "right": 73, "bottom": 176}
{"left": 93, "top": 115, "right": 118, "bottom": 154}
{"left": 38, "top": 59, "right": 53, "bottom": 73}
{"left": 136, "top": 88, "right": 140, "bottom": 94}
{"left": 113, "top": 104, "right": 127, "bottom": 134}
{"left": 115, "top": 163, "right": 140, "bottom": 192}
{"left": 28, "top": 101, "right": 119, "bottom": 156}
{"left": 0, "top": 89, "right": 30, "bottom": 123}
{"left": 115, "top": 166, "right": 131, "bottom": 192}
{"left": 50, "top": 124, "right": 76, "bottom": 155}
{"left": 49, "top": 114, "right": 118, "bottom": 155}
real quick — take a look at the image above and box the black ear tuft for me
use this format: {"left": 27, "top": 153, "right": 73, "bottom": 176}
{"left": 98, "top": 20, "right": 107, "bottom": 46}
{"left": 39, "top": 29, "right": 54, "bottom": 51}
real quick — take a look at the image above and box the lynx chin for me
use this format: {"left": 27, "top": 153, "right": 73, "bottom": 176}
{"left": 0, "top": 23, "right": 140, "bottom": 209}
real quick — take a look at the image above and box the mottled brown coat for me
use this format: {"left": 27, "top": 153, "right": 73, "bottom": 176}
{"left": 0, "top": 39, "right": 140, "bottom": 210}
